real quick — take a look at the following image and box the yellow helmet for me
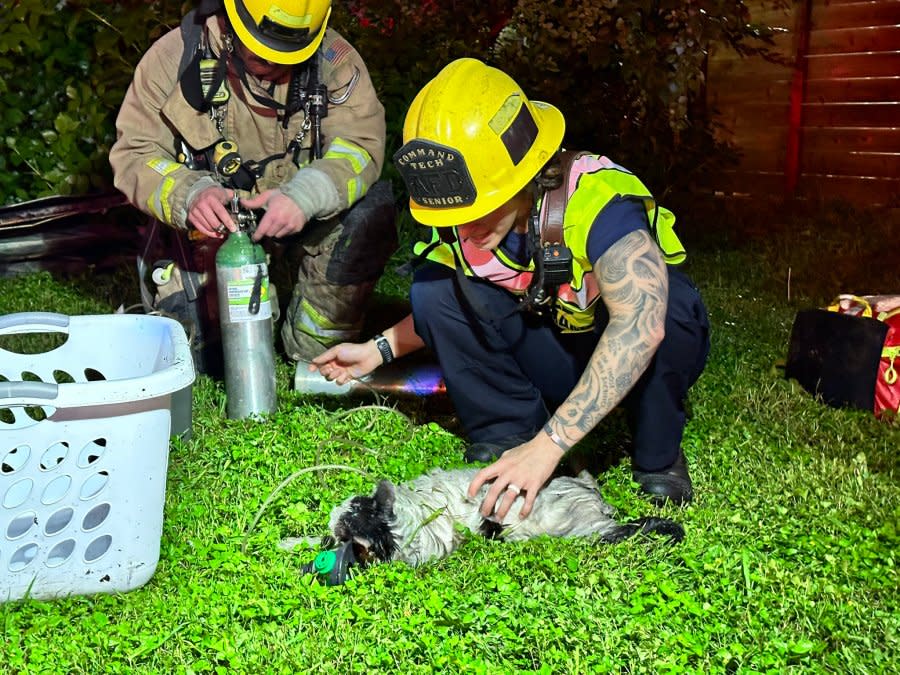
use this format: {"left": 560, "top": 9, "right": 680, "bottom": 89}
{"left": 394, "top": 58, "right": 564, "bottom": 227}
{"left": 224, "top": 0, "right": 332, "bottom": 65}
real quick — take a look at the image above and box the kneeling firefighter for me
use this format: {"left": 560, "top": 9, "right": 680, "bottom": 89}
{"left": 110, "top": 0, "right": 397, "bottom": 375}
{"left": 309, "top": 59, "right": 711, "bottom": 513}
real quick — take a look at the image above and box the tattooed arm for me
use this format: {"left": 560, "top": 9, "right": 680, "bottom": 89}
{"left": 469, "top": 228, "right": 669, "bottom": 519}
{"left": 547, "top": 228, "right": 669, "bottom": 447}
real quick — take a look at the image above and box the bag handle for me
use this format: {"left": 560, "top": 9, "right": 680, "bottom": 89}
{"left": 827, "top": 294, "right": 873, "bottom": 318}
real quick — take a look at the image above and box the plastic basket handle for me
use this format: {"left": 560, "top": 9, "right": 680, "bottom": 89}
{"left": 0, "top": 312, "right": 70, "bottom": 336}
{"left": 0, "top": 381, "right": 59, "bottom": 403}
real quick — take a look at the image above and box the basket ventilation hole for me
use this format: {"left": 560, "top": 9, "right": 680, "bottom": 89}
{"left": 84, "top": 535, "right": 112, "bottom": 562}
{"left": 24, "top": 406, "right": 49, "bottom": 422}
{"left": 41, "top": 475, "right": 72, "bottom": 505}
{"left": 7, "top": 512, "right": 37, "bottom": 539}
{"left": 82, "top": 503, "right": 111, "bottom": 531}
{"left": 53, "top": 370, "right": 76, "bottom": 384}
{"left": 9, "top": 543, "right": 38, "bottom": 572}
{"left": 84, "top": 368, "right": 106, "bottom": 382}
{"left": 80, "top": 471, "right": 109, "bottom": 500}
{"left": 77, "top": 439, "right": 107, "bottom": 468}
{"left": 40, "top": 442, "right": 69, "bottom": 471}
{"left": 45, "top": 507, "right": 75, "bottom": 536}
{"left": 0, "top": 376, "right": 11, "bottom": 425}
{"left": 2, "top": 445, "right": 30, "bottom": 474}
{"left": 20, "top": 371, "right": 43, "bottom": 383}
{"left": 3, "top": 478, "right": 33, "bottom": 509}
{"left": 46, "top": 539, "right": 76, "bottom": 568}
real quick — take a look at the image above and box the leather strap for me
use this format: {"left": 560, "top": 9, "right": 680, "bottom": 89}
{"left": 541, "top": 150, "right": 588, "bottom": 245}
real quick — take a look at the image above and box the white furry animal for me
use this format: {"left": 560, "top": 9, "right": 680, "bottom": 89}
{"left": 327, "top": 468, "right": 683, "bottom": 568}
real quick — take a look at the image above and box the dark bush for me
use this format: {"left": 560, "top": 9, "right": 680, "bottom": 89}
{"left": 337, "top": 0, "right": 787, "bottom": 196}
{"left": 0, "top": 0, "right": 183, "bottom": 204}
{"left": 0, "top": 0, "right": 786, "bottom": 204}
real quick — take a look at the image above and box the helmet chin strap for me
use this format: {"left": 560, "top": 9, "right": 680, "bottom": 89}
{"left": 227, "top": 34, "right": 326, "bottom": 163}
{"left": 227, "top": 32, "right": 319, "bottom": 133}
{"left": 228, "top": 38, "right": 290, "bottom": 111}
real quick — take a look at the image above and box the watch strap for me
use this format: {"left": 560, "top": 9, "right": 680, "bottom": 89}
{"left": 373, "top": 334, "right": 394, "bottom": 364}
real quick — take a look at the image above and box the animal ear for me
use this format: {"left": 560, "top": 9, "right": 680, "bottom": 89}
{"left": 374, "top": 480, "right": 395, "bottom": 517}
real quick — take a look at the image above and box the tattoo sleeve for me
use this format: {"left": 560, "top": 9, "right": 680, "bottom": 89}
{"left": 546, "top": 229, "right": 669, "bottom": 448}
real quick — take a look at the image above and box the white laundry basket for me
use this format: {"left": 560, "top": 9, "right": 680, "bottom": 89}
{"left": 0, "top": 312, "right": 195, "bottom": 602}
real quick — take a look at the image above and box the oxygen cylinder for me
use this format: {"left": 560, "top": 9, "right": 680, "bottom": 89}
{"left": 215, "top": 212, "right": 277, "bottom": 419}
{"left": 294, "top": 358, "right": 446, "bottom": 398}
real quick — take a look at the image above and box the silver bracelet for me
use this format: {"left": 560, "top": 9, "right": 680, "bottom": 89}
{"left": 543, "top": 422, "right": 571, "bottom": 453}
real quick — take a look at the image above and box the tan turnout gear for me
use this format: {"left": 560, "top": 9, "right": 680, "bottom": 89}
{"left": 110, "top": 16, "right": 384, "bottom": 228}
{"left": 111, "top": 11, "right": 395, "bottom": 363}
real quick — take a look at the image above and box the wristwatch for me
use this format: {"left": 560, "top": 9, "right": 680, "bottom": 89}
{"left": 373, "top": 334, "right": 394, "bottom": 365}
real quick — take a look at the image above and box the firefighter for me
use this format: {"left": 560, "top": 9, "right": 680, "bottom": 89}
{"left": 310, "top": 59, "right": 710, "bottom": 517}
{"left": 110, "top": 0, "right": 397, "bottom": 371}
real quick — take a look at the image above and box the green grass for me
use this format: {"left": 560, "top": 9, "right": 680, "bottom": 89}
{"left": 1, "top": 199, "right": 898, "bottom": 673}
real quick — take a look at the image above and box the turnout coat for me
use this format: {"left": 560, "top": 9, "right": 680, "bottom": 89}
{"left": 110, "top": 14, "right": 385, "bottom": 230}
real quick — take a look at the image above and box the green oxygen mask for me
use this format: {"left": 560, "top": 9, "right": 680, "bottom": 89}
{"left": 301, "top": 540, "right": 358, "bottom": 586}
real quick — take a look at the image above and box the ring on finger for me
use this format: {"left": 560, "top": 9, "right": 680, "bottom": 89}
{"left": 506, "top": 483, "right": 521, "bottom": 496}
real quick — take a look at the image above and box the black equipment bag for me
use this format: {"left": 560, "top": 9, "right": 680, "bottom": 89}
{"left": 785, "top": 309, "right": 889, "bottom": 411}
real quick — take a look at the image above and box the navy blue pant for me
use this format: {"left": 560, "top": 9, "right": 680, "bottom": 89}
{"left": 410, "top": 265, "right": 710, "bottom": 471}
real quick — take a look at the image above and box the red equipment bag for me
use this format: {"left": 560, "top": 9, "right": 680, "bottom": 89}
{"left": 827, "top": 296, "right": 900, "bottom": 419}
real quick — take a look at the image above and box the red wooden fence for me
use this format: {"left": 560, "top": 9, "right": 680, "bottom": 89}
{"left": 706, "top": 0, "right": 900, "bottom": 204}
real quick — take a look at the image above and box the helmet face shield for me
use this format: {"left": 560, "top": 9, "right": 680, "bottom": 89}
{"left": 257, "top": 15, "right": 313, "bottom": 46}
{"left": 225, "top": 0, "right": 332, "bottom": 64}
{"left": 396, "top": 58, "right": 564, "bottom": 227}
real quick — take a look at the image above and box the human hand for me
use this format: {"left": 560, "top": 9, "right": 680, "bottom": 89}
{"left": 242, "top": 190, "right": 308, "bottom": 241}
{"left": 467, "top": 433, "right": 564, "bottom": 520}
{"left": 187, "top": 186, "right": 236, "bottom": 238}
{"left": 309, "top": 340, "right": 384, "bottom": 385}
